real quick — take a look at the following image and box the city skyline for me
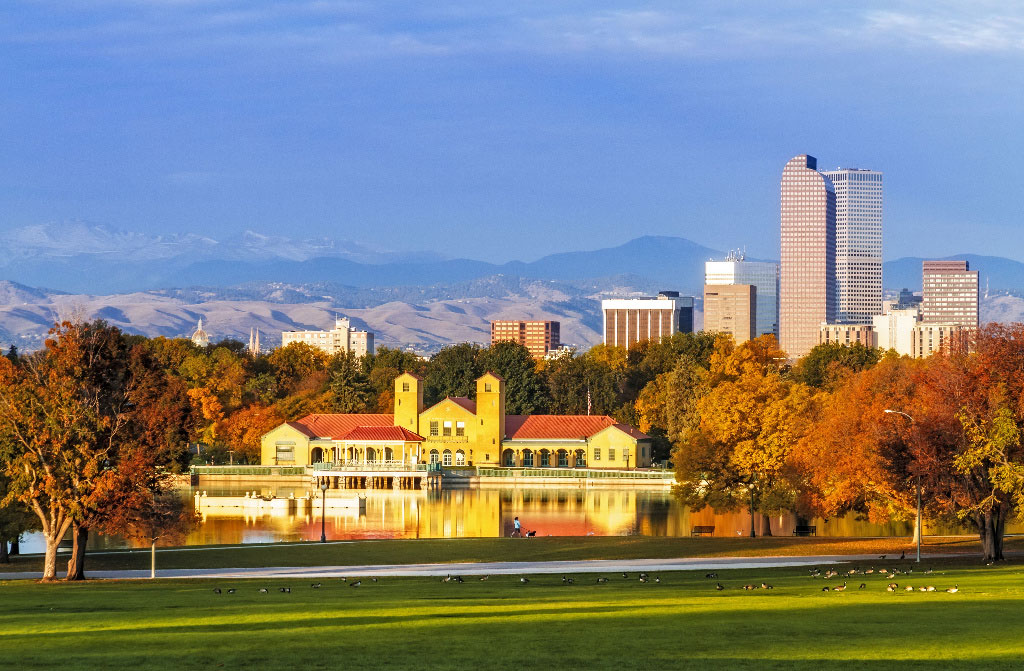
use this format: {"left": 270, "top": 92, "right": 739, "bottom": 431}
{"left": 3, "top": 3, "right": 1024, "bottom": 264}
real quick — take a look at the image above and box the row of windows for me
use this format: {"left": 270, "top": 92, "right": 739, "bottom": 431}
{"left": 429, "top": 420, "right": 466, "bottom": 437}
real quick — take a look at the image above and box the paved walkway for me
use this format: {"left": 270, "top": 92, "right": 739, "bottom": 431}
{"left": 0, "top": 553, "right": 932, "bottom": 581}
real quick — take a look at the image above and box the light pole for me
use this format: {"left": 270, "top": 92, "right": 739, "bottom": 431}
{"left": 320, "top": 480, "right": 329, "bottom": 543}
{"left": 884, "top": 409, "right": 921, "bottom": 563}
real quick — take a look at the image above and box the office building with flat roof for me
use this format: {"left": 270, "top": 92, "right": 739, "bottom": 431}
{"left": 922, "top": 260, "right": 979, "bottom": 328}
{"left": 703, "top": 284, "right": 756, "bottom": 345}
{"left": 819, "top": 323, "right": 874, "bottom": 348}
{"left": 780, "top": 155, "right": 836, "bottom": 358}
{"left": 490, "top": 320, "right": 560, "bottom": 358}
{"left": 282, "top": 317, "right": 374, "bottom": 358}
{"left": 704, "top": 252, "right": 779, "bottom": 338}
{"left": 873, "top": 308, "right": 921, "bottom": 356}
{"left": 822, "top": 168, "right": 883, "bottom": 324}
{"left": 601, "top": 291, "right": 694, "bottom": 349}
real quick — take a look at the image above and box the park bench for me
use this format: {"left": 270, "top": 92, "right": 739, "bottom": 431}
{"left": 690, "top": 525, "right": 715, "bottom": 537}
{"left": 793, "top": 525, "right": 817, "bottom": 537}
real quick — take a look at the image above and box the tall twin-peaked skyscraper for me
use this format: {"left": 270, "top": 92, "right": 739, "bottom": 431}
{"left": 779, "top": 155, "right": 883, "bottom": 358}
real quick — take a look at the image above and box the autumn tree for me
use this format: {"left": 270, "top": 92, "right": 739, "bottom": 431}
{"left": 424, "top": 343, "right": 484, "bottom": 405}
{"left": 790, "top": 341, "right": 882, "bottom": 389}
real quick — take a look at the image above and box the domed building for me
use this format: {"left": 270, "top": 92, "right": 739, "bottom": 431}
{"left": 191, "top": 318, "right": 210, "bottom": 348}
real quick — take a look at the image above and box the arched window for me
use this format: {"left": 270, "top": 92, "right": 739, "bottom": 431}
{"left": 384, "top": 447, "right": 394, "bottom": 462}
{"left": 429, "top": 449, "right": 440, "bottom": 464}
{"left": 538, "top": 450, "right": 550, "bottom": 467}
{"left": 455, "top": 450, "right": 466, "bottom": 466}
{"left": 366, "top": 447, "right": 377, "bottom": 463}
{"left": 575, "top": 449, "right": 586, "bottom": 467}
{"left": 442, "top": 449, "right": 453, "bottom": 467}
{"left": 502, "top": 449, "right": 515, "bottom": 467}
{"left": 522, "top": 449, "right": 533, "bottom": 467}
{"left": 311, "top": 447, "right": 324, "bottom": 464}
{"left": 557, "top": 449, "right": 568, "bottom": 467}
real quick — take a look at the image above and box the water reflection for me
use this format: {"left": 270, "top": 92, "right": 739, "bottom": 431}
{"left": 20, "top": 483, "right": 1001, "bottom": 554}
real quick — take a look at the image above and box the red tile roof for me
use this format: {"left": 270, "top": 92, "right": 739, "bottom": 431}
{"left": 504, "top": 415, "right": 649, "bottom": 441}
{"left": 339, "top": 426, "right": 425, "bottom": 442}
{"left": 296, "top": 414, "right": 393, "bottom": 440}
{"left": 284, "top": 421, "right": 316, "bottom": 438}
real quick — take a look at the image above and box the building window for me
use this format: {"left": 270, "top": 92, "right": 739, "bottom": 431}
{"left": 455, "top": 450, "right": 466, "bottom": 466}
{"left": 484, "top": 383, "right": 492, "bottom": 392}
{"left": 557, "top": 450, "right": 568, "bottom": 467}
{"left": 575, "top": 449, "right": 586, "bottom": 467}
{"left": 402, "top": 382, "right": 410, "bottom": 392}
{"left": 609, "top": 448, "right": 616, "bottom": 462}
{"left": 456, "top": 421, "right": 465, "bottom": 437}
{"left": 593, "top": 448, "right": 601, "bottom": 461}
{"left": 275, "top": 443, "right": 295, "bottom": 464}
{"left": 443, "top": 449, "right": 453, "bottom": 467}
{"left": 429, "top": 449, "right": 439, "bottom": 464}
{"left": 503, "top": 449, "right": 515, "bottom": 466}
{"left": 443, "top": 421, "right": 452, "bottom": 437}
{"left": 523, "top": 450, "right": 533, "bottom": 467}
{"left": 430, "top": 421, "right": 439, "bottom": 437}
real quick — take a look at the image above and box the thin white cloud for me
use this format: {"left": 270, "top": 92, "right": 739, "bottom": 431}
{"left": 862, "top": 10, "right": 1024, "bottom": 51}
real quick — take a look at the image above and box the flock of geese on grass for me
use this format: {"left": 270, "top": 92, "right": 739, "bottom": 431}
{"left": 209, "top": 563, "right": 961, "bottom": 596}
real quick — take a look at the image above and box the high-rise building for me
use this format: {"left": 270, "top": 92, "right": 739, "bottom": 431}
{"left": 822, "top": 168, "right": 883, "bottom": 324}
{"left": 922, "top": 261, "right": 980, "bottom": 328}
{"left": 601, "top": 291, "right": 694, "bottom": 349}
{"left": 912, "top": 323, "right": 970, "bottom": 358}
{"left": 704, "top": 252, "right": 779, "bottom": 338}
{"left": 780, "top": 155, "right": 836, "bottom": 359}
{"left": 281, "top": 317, "right": 374, "bottom": 357}
{"left": 703, "top": 284, "right": 756, "bottom": 345}
{"left": 490, "top": 320, "right": 560, "bottom": 358}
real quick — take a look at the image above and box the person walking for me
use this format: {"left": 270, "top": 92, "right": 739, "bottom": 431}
{"left": 512, "top": 517, "right": 521, "bottom": 537}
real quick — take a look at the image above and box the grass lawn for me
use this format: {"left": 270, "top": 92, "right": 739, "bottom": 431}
{"left": 2, "top": 535, "right": 1019, "bottom": 573}
{"left": 2, "top": 560, "right": 1022, "bottom": 670}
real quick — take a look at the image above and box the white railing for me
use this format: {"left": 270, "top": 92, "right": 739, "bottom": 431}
{"left": 313, "top": 460, "right": 422, "bottom": 472}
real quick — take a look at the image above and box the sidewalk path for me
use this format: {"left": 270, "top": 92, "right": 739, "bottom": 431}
{"left": 0, "top": 553, "right": 943, "bottom": 581}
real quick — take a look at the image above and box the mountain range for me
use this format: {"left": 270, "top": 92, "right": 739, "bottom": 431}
{"left": 3, "top": 221, "right": 1024, "bottom": 353}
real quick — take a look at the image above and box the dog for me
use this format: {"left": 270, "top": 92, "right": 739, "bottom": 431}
{"left": 526, "top": 530, "right": 537, "bottom": 537}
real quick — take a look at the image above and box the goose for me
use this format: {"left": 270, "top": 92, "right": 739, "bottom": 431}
{"left": 655, "top": 577, "right": 661, "bottom": 584}
{"left": 479, "top": 575, "right": 489, "bottom": 581}
{"left": 639, "top": 575, "right": 649, "bottom": 583}
{"left": 926, "top": 585, "right": 936, "bottom": 592}
{"left": 705, "top": 572, "right": 718, "bottom": 579}
{"left": 638, "top": 572, "right": 649, "bottom": 581}
{"left": 821, "top": 586, "right": 829, "bottom": 592}
{"left": 562, "top": 575, "right": 569, "bottom": 583}
{"left": 886, "top": 583, "right": 898, "bottom": 592}
{"left": 258, "top": 588, "right": 269, "bottom": 594}
{"left": 349, "top": 581, "right": 361, "bottom": 588}
{"left": 212, "top": 588, "right": 222, "bottom": 594}
{"left": 900, "top": 550, "right": 906, "bottom": 560}
{"left": 596, "top": 577, "right": 609, "bottom": 584}
{"left": 832, "top": 583, "right": 847, "bottom": 592}
{"left": 743, "top": 584, "right": 756, "bottom": 590}
{"left": 859, "top": 583, "right": 866, "bottom": 590}
{"left": 716, "top": 582, "right": 725, "bottom": 591}
{"left": 946, "top": 585, "right": 959, "bottom": 593}
{"left": 761, "top": 583, "right": 773, "bottom": 590}
{"left": 279, "top": 587, "right": 291, "bottom": 593}
{"left": 918, "top": 586, "right": 927, "bottom": 592}
{"left": 311, "top": 583, "right": 322, "bottom": 589}
{"left": 442, "top": 575, "right": 452, "bottom": 583}
{"left": 566, "top": 577, "right": 575, "bottom": 585}
{"left": 879, "top": 555, "right": 887, "bottom": 560}
{"left": 925, "top": 568, "right": 933, "bottom": 575}
{"left": 520, "top": 577, "right": 530, "bottom": 584}
{"left": 227, "top": 588, "right": 236, "bottom": 594}
{"left": 864, "top": 568, "right": 874, "bottom": 574}
{"left": 905, "top": 585, "right": 914, "bottom": 591}
{"left": 372, "top": 578, "right": 378, "bottom": 583}
{"left": 622, "top": 572, "right": 628, "bottom": 579}
{"left": 455, "top": 576, "right": 464, "bottom": 583}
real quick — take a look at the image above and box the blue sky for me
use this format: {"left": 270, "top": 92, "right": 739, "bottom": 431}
{"left": 2, "top": 1, "right": 1024, "bottom": 262}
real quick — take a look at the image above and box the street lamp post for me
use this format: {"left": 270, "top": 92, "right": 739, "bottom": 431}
{"left": 320, "top": 481, "right": 329, "bottom": 543}
{"left": 884, "top": 409, "right": 921, "bottom": 563}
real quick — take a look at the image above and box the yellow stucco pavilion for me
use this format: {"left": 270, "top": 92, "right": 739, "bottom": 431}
{"left": 261, "top": 372, "right": 652, "bottom": 469}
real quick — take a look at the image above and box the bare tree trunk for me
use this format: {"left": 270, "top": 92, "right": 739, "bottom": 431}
{"left": 761, "top": 514, "right": 773, "bottom": 537}
{"left": 979, "top": 511, "right": 1005, "bottom": 562}
{"left": 42, "top": 535, "right": 60, "bottom": 581}
{"left": 0, "top": 538, "right": 8, "bottom": 564}
{"left": 65, "top": 523, "right": 89, "bottom": 581}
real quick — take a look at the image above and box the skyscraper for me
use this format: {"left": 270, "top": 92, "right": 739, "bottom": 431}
{"left": 822, "top": 168, "right": 883, "bottom": 323}
{"left": 703, "top": 284, "right": 756, "bottom": 345}
{"left": 490, "top": 320, "right": 560, "bottom": 358}
{"left": 704, "top": 252, "right": 779, "bottom": 338}
{"left": 922, "top": 260, "right": 979, "bottom": 328}
{"left": 779, "top": 155, "right": 836, "bottom": 359}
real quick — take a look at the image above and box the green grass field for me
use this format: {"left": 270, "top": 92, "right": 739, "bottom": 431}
{"left": 2, "top": 560, "right": 1021, "bottom": 670}
{"left": 3, "top": 535, "right": 1017, "bottom": 573}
